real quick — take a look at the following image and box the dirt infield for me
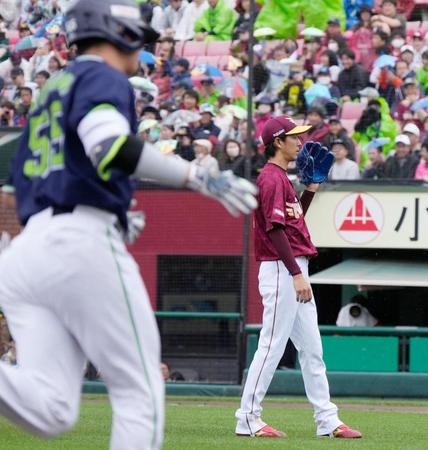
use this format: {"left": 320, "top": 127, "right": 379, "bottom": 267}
{"left": 166, "top": 398, "right": 428, "bottom": 413}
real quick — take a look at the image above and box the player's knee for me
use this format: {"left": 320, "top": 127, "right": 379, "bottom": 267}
{"left": 36, "top": 397, "right": 79, "bottom": 438}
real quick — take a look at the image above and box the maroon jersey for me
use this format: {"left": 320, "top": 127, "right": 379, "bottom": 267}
{"left": 254, "top": 163, "right": 317, "bottom": 261}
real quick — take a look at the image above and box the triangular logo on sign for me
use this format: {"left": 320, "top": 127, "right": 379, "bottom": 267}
{"left": 339, "top": 195, "right": 378, "bottom": 231}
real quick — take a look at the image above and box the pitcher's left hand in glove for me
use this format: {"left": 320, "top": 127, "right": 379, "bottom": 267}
{"left": 296, "top": 141, "right": 334, "bottom": 186}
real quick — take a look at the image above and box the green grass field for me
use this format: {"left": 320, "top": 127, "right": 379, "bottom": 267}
{"left": 1, "top": 395, "right": 428, "bottom": 449}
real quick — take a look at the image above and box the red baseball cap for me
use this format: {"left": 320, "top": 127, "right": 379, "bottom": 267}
{"left": 261, "top": 116, "right": 311, "bottom": 145}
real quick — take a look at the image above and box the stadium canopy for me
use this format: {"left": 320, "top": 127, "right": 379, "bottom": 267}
{"left": 310, "top": 258, "right": 428, "bottom": 288}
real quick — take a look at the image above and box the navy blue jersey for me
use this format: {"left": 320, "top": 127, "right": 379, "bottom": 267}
{"left": 12, "top": 57, "right": 138, "bottom": 228}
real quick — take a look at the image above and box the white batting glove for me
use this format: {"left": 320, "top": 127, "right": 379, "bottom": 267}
{"left": 125, "top": 210, "right": 146, "bottom": 244}
{"left": 186, "top": 166, "right": 258, "bottom": 217}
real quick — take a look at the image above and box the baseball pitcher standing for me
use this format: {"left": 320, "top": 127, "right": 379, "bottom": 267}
{"left": 235, "top": 116, "right": 362, "bottom": 439}
{"left": 0, "top": 1, "right": 257, "bottom": 449}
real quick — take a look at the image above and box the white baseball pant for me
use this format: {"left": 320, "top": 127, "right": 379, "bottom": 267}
{"left": 236, "top": 258, "right": 342, "bottom": 436}
{"left": 0, "top": 206, "right": 164, "bottom": 450}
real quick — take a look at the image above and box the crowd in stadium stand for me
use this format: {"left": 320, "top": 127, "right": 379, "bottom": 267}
{"left": 0, "top": 0, "right": 428, "bottom": 181}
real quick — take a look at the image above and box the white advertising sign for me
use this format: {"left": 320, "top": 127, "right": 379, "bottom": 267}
{"left": 306, "top": 191, "right": 428, "bottom": 249}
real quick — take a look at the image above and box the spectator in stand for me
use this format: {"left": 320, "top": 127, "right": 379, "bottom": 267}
{"left": 182, "top": 89, "right": 200, "bottom": 112}
{"left": 403, "top": 122, "right": 422, "bottom": 157}
{"left": 160, "top": 362, "right": 171, "bottom": 382}
{"left": 329, "top": 139, "right": 361, "bottom": 180}
{"left": 15, "top": 86, "right": 32, "bottom": 126}
{"left": 377, "top": 61, "right": 405, "bottom": 108}
{"left": 394, "top": 78, "right": 426, "bottom": 129}
{"left": 349, "top": 4, "right": 376, "bottom": 71}
{"left": 314, "top": 66, "right": 341, "bottom": 101}
{"left": 254, "top": 96, "right": 274, "bottom": 140}
{"left": 314, "top": 50, "right": 340, "bottom": 83}
{"left": 198, "top": 78, "right": 220, "bottom": 106}
{"left": 414, "top": 139, "right": 428, "bottom": 181}
{"left": 302, "top": 106, "right": 329, "bottom": 144}
{"left": 157, "top": 36, "right": 176, "bottom": 63}
{"left": 354, "top": 97, "right": 398, "bottom": 165}
{"left": 29, "top": 38, "right": 52, "bottom": 76}
{"left": 174, "top": 126, "right": 195, "bottom": 161}
{"left": 252, "top": 47, "right": 269, "bottom": 96}
{"left": 390, "top": 32, "right": 406, "bottom": 58}
{"left": 324, "top": 18, "right": 347, "bottom": 52}
{"left": 371, "top": 0, "right": 406, "bottom": 36}
{"left": 190, "top": 138, "right": 219, "bottom": 171}
{"left": 141, "top": 105, "right": 162, "bottom": 121}
{"left": 168, "top": 82, "right": 187, "bottom": 108}
{"left": 34, "top": 70, "right": 49, "bottom": 91}
{"left": 140, "top": 0, "right": 165, "bottom": 36}
{"left": 412, "top": 32, "right": 428, "bottom": 70}
{"left": 264, "top": 44, "right": 290, "bottom": 100}
{"left": 278, "top": 65, "right": 309, "bottom": 116}
{"left": 193, "top": 103, "right": 221, "bottom": 138}
{"left": 233, "top": 0, "right": 254, "bottom": 40}
{"left": 47, "top": 55, "right": 63, "bottom": 75}
{"left": 230, "top": 23, "right": 250, "bottom": 63}
{"left": 222, "top": 111, "right": 243, "bottom": 142}
{"left": 338, "top": 49, "right": 368, "bottom": 101}
{"left": 171, "top": 58, "right": 192, "bottom": 90}
{"left": 194, "top": 0, "right": 237, "bottom": 42}
{"left": 323, "top": 118, "right": 356, "bottom": 161}
{"left": 302, "top": 37, "right": 324, "bottom": 75}
{"left": 8, "top": 67, "right": 36, "bottom": 104}
{"left": 175, "top": 0, "right": 208, "bottom": 41}
{"left": 395, "top": 59, "right": 415, "bottom": 83}
{"left": 0, "top": 51, "right": 32, "bottom": 84}
{"left": 400, "top": 45, "right": 417, "bottom": 72}
{"left": 371, "top": 29, "right": 390, "bottom": 72}
{"left": 219, "top": 139, "right": 245, "bottom": 176}
{"left": 138, "top": 119, "right": 160, "bottom": 143}
{"left": 0, "top": 100, "right": 17, "bottom": 127}
{"left": 416, "top": 50, "right": 428, "bottom": 94}
{"left": 384, "top": 134, "right": 419, "bottom": 178}
{"left": 158, "top": 124, "right": 178, "bottom": 154}
{"left": 361, "top": 138, "right": 386, "bottom": 179}
{"left": 345, "top": 0, "right": 374, "bottom": 29}
{"left": 150, "top": 59, "right": 171, "bottom": 103}
{"left": 159, "top": 0, "right": 189, "bottom": 39}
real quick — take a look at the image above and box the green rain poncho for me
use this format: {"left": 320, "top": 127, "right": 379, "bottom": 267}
{"left": 254, "top": 0, "right": 346, "bottom": 39}
{"left": 194, "top": 0, "right": 237, "bottom": 42}
{"left": 353, "top": 97, "right": 398, "bottom": 169}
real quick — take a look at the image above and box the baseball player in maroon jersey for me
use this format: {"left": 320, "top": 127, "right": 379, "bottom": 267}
{"left": 235, "top": 116, "right": 362, "bottom": 439}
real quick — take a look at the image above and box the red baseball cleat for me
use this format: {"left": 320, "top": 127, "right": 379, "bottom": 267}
{"left": 237, "top": 424, "right": 286, "bottom": 438}
{"left": 330, "top": 424, "right": 362, "bottom": 438}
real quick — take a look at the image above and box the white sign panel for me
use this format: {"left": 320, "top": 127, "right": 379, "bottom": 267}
{"left": 306, "top": 191, "right": 428, "bottom": 249}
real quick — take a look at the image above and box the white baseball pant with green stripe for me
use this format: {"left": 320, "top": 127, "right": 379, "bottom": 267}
{"left": 0, "top": 206, "right": 164, "bottom": 449}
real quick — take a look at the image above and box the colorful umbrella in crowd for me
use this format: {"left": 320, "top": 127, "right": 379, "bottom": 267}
{"left": 304, "top": 84, "right": 331, "bottom": 106}
{"left": 191, "top": 64, "right": 224, "bottom": 88}
{"left": 15, "top": 35, "right": 38, "bottom": 51}
{"left": 129, "top": 76, "right": 158, "bottom": 96}
{"left": 410, "top": 97, "right": 428, "bottom": 112}
{"left": 373, "top": 54, "right": 397, "bottom": 69}
{"left": 34, "top": 15, "right": 65, "bottom": 38}
{"left": 139, "top": 51, "right": 156, "bottom": 65}
{"left": 253, "top": 27, "right": 277, "bottom": 38}
{"left": 300, "top": 27, "right": 325, "bottom": 37}
{"left": 220, "top": 77, "right": 247, "bottom": 99}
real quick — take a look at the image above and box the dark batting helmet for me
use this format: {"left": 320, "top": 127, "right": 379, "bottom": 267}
{"left": 64, "top": 0, "right": 159, "bottom": 53}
